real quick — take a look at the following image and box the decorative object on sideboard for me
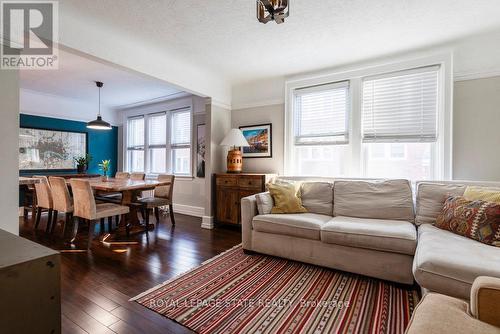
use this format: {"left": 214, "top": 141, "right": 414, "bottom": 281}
{"left": 87, "top": 81, "right": 112, "bottom": 130}
{"left": 239, "top": 123, "right": 272, "bottom": 158}
{"left": 98, "top": 159, "right": 111, "bottom": 181}
{"left": 257, "top": 0, "right": 289, "bottom": 24}
{"left": 196, "top": 124, "right": 206, "bottom": 178}
{"left": 220, "top": 128, "right": 250, "bottom": 173}
{"left": 74, "top": 153, "right": 92, "bottom": 174}
{"left": 19, "top": 127, "right": 87, "bottom": 171}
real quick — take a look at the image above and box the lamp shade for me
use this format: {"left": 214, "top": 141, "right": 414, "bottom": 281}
{"left": 220, "top": 128, "right": 250, "bottom": 147}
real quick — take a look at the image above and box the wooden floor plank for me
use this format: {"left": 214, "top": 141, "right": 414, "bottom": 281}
{"left": 20, "top": 213, "right": 241, "bottom": 334}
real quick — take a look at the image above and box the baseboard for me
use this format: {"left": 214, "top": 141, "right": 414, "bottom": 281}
{"left": 172, "top": 203, "right": 204, "bottom": 218}
{"left": 201, "top": 216, "right": 214, "bottom": 229}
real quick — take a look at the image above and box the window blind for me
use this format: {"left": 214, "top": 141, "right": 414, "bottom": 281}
{"left": 127, "top": 116, "right": 144, "bottom": 149}
{"left": 362, "top": 66, "right": 439, "bottom": 143}
{"left": 148, "top": 113, "right": 167, "bottom": 148}
{"left": 294, "top": 81, "right": 349, "bottom": 145}
{"left": 171, "top": 110, "right": 191, "bottom": 146}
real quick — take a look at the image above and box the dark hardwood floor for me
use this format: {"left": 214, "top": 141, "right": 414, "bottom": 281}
{"left": 19, "top": 212, "right": 242, "bottom": 334}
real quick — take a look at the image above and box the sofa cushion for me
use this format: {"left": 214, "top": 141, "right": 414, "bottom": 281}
{"left": 300, "top": 182, "right": 334, "bottom": 216}
{"left": 255, "top": 192, "right": 273, "bottom": 215}
{"left": 320, "top": 216, "right": 417, "bottom": 255}
{"left": 435, "top": 196, "right": 500, "bottom": 247}
{"left": 415, "top": 182, "right": 466, "bottom": 225}
{"left": 413, "top": 224, "right": 500, "bottom": 299}
{"left": 333, "top": 179, "right": 414, "bottom": 221}
{"left": 252, "top": 213, "right": 332, "bottom": 240}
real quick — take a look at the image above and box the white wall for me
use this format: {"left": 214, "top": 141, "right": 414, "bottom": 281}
{"left": 0, "top": 70, "right": 20, "bottom": 235}
{"left": 20, "top": 89, "right": 119, "bottom": 125}
{"left": 231, "top": 104, "right": 284, "bottom": 174}
{"left": 453, "top": 76, "right": 500, "bottom": 181}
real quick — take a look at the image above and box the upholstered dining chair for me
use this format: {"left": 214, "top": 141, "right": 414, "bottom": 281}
{"left": 48, "top": 177, "right": 74, "bottom": 236}
{"left": 130, "top": 172, "right": 146, "bottom": 181}
{"left": 115, "top": 172, "right": 130, "bottom": 179}
{"left": 70, "top": 179, "right": 130, "bottom": 248}
{"left": 136, "top": 174, "right": 175, "bottom": 236}
{"left": 33, "top": 176, "right": 54, "bottom": 233}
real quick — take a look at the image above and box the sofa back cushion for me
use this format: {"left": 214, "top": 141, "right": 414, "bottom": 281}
{"left": 415, "top": 183, "right": 466, "bottom": 225}
{"left": 333, "top": 179, "right": 414, "bottom": 221}
{"left": 300, "top": 182, "right": 334, "bottom": 216}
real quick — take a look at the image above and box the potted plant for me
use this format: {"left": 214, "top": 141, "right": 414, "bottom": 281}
{"left": 98, "top": 159, "right": 111, "bottom": 181}
{"left": 74, "top": 154, "right": 92, "bottom": 174}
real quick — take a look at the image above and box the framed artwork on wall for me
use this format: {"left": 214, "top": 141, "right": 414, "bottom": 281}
{"left": 19, "top": 127, "right": 87, "bottom": 171}
{"left": 196, "top": 124, "right": 206, "bottom": 178}
{"left": 239, "top": 123, "right": 272, "bottom": 158}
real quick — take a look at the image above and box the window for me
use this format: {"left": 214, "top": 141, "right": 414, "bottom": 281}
{"left": 126, "top": 117, "right": 145, "bottom": 172}
{"left": 148, "top": 113, "right": 167, "bottom": 174}
{"left": 125, "top": 108, "right": 192, "bottom": 176}
{"left": 286, "top": 59, "right": 449, "bottom": 181}
{"left": 362, "top": 66, "right": 439, "bottom": 180}
{"left": 291, "top": 82, "right": 349, "bottom": 177}
{"left": 171, "top": 110, "right": 191, "bottom": 175}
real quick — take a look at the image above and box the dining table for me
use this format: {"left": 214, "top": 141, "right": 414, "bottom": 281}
{"left": 67, "top": 177, "right": 172, "bottom": 238}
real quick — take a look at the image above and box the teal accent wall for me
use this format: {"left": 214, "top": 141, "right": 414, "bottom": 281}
{"left": 20, "top": 114, "right": 118, "bottom": 176}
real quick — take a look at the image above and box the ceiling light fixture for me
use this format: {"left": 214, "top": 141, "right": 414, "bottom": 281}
{"left": 87, "top": 81, "right": 112, "bottom": 130}
{"left": 257, "top": 0, "right": 289, "bottom": 24}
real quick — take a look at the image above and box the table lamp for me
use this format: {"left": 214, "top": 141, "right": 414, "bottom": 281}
{"left": 220, "top": 128, "right": 250, "bottom": 173}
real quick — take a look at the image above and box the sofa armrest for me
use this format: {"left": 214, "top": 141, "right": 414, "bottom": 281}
{"left": 470, "top": 276, "right": 500, "bottom": 328}
{"left": 241, "top": 194, "right": 258, "bottom": 251}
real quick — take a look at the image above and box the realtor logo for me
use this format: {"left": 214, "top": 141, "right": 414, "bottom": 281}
{"left": 1, "top": 1, "right": 58, "bottom": 69}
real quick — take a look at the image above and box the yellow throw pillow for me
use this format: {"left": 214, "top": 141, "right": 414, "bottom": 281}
{"left": 463, "top": 186, "right": 500, "bottom": 204}
{"left": 268, "top": 182, "right": 308, "bottom": 214}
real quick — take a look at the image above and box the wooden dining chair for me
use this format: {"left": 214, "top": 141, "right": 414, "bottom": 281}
{"left": 48, "top": 177, "right": 74, "bottom": 236}
{"left": 136, "top": 175, "right": 176, "bottom": 236}
{"left": 33, "top": 176, "right": 54, "bottom": 233}
{"left": 70, "top": 179, "right": 130, "bottom": 248}
{"left": 130, "top": 172, "right": 145, "bottom": 181}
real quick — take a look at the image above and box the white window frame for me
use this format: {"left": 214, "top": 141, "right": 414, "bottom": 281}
{"left": 122, "top": 97, "right": 194, "bottom": 177}
{"left": 284, "top": 52, "right": 453, "bottom": 180}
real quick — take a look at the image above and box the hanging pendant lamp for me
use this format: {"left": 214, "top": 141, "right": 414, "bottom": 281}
{"left": 87, "top": 81, "right": 112, "bottom": 130}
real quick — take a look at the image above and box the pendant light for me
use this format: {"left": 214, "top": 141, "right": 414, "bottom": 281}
{"left": 87, "top": 81, "right": 112, "bottom": 130}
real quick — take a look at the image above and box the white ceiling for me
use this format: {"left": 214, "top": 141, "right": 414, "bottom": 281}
{"left": 20, "top": 49, "right": 185, "bottom": 109}
{"left": 61, "top": 0, "right": 500, "bottom": 85}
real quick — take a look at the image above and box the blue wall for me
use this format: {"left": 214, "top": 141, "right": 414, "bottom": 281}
{"left": 20, "top": 114, "right": 118, "bottom": 176}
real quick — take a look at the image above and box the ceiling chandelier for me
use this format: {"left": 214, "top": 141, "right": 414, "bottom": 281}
{"left": 257, "top": 0, "right": 289, "bottom": 24}
{"left": 87, "top": 81, "right": 112, "bottom": 130}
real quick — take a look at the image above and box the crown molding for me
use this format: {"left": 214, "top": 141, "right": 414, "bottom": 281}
{"left": 454, "top": 69, "right": 500, "bottom": 82}
{"left": 231, "top": 99, "right": 284, "bottom": 111}
{"left": 20, "top": 111, "right": 120, "bottom": 127}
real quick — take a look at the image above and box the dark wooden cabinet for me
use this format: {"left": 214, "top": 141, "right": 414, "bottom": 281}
{"left": 215, "top": 173, "right": 276, "bottom": 225}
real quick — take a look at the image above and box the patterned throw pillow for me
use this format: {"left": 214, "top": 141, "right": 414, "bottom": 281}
{"left": 435, "top": 196, "right": 500, "bottom": 247}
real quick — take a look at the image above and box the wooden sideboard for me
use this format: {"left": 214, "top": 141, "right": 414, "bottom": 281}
{"left": 214, "top": 173, "right": 276, "bottom": 225}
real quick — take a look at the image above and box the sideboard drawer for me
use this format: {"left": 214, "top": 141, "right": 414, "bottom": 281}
{"left": 238, "top": 177, "right": 263, "bottom": 189}
{"left": 216, "top": 176, "right": 237, "bottom": 187}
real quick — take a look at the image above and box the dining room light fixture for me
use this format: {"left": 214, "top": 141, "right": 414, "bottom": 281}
{"left": 87, "top": 81, "right": 112, "bottom": 130}
{"left": 257, "top": 0, "right": 289, "bottom": 24}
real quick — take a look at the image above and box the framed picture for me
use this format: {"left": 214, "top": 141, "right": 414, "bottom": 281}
{"left": 196, "top": 124, "right": 206, "bottom": 178}
{"left": 19, "top": 127, "right": 88, "bottom": 171}
{"left": 239, "top": 123, "right": 272, "bottom": 158}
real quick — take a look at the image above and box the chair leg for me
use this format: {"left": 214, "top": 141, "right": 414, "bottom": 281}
{"left": 50, "top": 210, "right": 58, "bottom": 234}
{"left": 100, "top": 218, "right": 105, "bottom": 234}
{"left": 62, "top": 212, "right": 71, "bottom": 237}
{"left": 169, "top": 204, "right": 176, "bottom": 226}
{"left": 70, "top": 216, "right": 79, "bottom": 243}
{"left": 154, "top": 207, "right": 160, "bottom": 223}
{"left": 145, "top": 209, "right": 150, "bottom": 240}
{"left": 107, "top": 217, "right": 113, "bottom": 232}
{"left": 115, "top": 215, "right": 119, "bottom": 227}
{"left": 46, "top": 209, "right": 53, "bottom": 233}
{"left": 140, "top": 208, "right": 145, "bottom": 221}
{"left": 88, "top": 220, "right": 96, "bottom": 249}
{"left": 35, "top": 207, "right": 42, "bottom": 229}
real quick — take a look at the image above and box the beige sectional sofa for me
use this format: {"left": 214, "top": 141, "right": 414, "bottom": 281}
{"left": 241, "top": 177, "right": 500, "bottom": 298}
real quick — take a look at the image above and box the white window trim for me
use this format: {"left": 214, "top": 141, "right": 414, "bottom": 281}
{"left": 121, "top": 96, "right": 194, "bottom": 177}
{"left": 284, "top": 52, "right": 453, "bottom": 180}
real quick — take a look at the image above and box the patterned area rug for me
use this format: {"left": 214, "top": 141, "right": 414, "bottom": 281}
{"left": 132, "top": 245, "right": 419, "bottom": 334}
